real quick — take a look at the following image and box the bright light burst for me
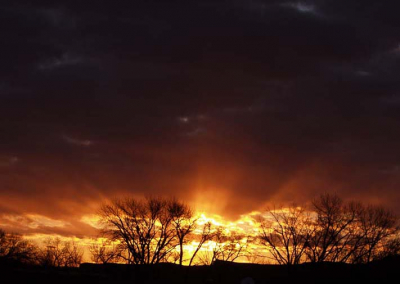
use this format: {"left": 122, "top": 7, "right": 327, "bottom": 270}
{"left": 21, "top": 210, "right": 281, "bottom": 265}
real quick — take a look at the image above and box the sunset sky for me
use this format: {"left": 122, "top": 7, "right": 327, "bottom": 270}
{"left": 1, "top": 0, "right": 400, "bottom": 242}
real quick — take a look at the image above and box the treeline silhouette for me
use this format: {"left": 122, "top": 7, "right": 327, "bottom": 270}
{"left": 98, "top": 197, "right": 248, "bottom": 266}
{"left": 95, "top": 193, "right": 400, "bottom": 266}
{"left": 1, "top": 193, "right": 399, "bottom": 269}
{"left": 0, "top": 230, "right": 82, "bottom": 267}
{"left": 259, "top": 194, "right": 399, "bottom": 265}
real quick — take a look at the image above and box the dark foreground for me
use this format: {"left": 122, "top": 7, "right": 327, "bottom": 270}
{"left": 1, "top": 257, "right": 399, "bottom": 284}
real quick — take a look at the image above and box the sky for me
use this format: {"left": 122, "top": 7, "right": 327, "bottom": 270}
{"left": 1, "top": 0, "right": 400, "bottom": 239}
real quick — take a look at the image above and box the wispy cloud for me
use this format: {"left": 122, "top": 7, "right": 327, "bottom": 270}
{"left": 38, "top": 53, "right": 82, "bottom": 70}
{"left": 282, "top": 2, "right": 322, "bottom": 17}
{"left": 1, "top": 214, "right": 68, "bottom": 230}
{"left": 185, "top": 127, "right": 207, "bottom": 137}
{"left": 178, "top": 116, "right": 190, "bottom": 123}
{"left": 355, "top": 70, "right": 371, "bottom": 77}
{"left": 62, "top": 135, "right": 93, "bottom": 147}
{"left": 80, "top": 214, "right": 103, "bottom": 229}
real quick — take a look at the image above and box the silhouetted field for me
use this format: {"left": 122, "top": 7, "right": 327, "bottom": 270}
{"left": 1, "top": 257, "right": 399, "bottom": 284}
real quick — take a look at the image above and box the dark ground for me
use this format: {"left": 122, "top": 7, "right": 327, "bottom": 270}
{"left": 1, "top": 257, "right": 399, "bottom": 284}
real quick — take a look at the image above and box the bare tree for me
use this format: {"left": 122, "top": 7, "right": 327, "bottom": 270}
{"left": 38, "top": 238, "right": 83, "bottom": 267}
{"left": 348, "top": 205, "right": 397, "bottom": 263}
{"left": 194, "top": 227, "right": 248, "bottom": 265}
{"left": 62, "top": 241, "right": 84, "bottom": 267}
{"left": 196, "top": 250, "right": 214, "bottom": 266}
{"left": 39, "top": 238, "right": 64, "bottom": 267}
{"left": 188, "top": 221, "right": 214, "bottom": 266}
{"left": 168, "top": 198, "right": 196, "bottom": 266}
{"left": 0, "top": 228, "right": 38, "bottom": 264}
{"left": 305, "top": 194, "right": 360, "bottom": 263}
{"left": 328, "top": 201, "right": 366, "bottom": 263}
{"left": 89, "top": 240, "right": 124, "bottom": 264}
{"left": 376, "top": 236, "right": 400, "bottom": 260}
{"left": 212, "top": 229, "right": 248, "bottom": 262}
{"left": 305, "top": 194, "right": 399, "bottom": 264}
{"left": 259, "top": 205, "right": 312, "bottom": 265}
{"left": 100, "top": 196, "right": 190, "bottom": 265}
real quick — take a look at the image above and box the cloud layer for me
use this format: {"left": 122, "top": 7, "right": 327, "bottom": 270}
{"left": 1, "top": 0, "right": 400, "bottom": 236}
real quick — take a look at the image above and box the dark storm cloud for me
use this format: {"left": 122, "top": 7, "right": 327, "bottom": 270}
{"left": 1, "top": 0, "right": 400, "bottom": 234}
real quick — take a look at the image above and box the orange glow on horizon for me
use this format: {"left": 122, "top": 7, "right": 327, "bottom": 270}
{"left": 3, "top": 205, "right": 317, "bottom": 265}
{"left": 17, "top": 209, "right": 273, "bottom": 264}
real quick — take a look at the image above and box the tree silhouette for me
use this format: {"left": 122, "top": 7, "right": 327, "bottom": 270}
{"left": 188, "top": 221, "right": 214, "bottom": 266}
{"left": 195, "top": 227, "right": 248, "bottom": 265}
{"left": 38, "top": 238, "right": 83, "bottom": 267}
{"left": 211, "top": 229, "right": 248, "bottom": 262}
{"left": 259, "top": 205, "right": 312, "bottom": 265}
{"left": 89, "top": 240, "right": 124, "bottom": 264}
{"left": 255, "top": 194, "right": 399, "bottom": 265}
{"left": 377, "top": 236, "right": 400, "bottom": 260}
{"left": 305, "top": 194, "right": 359, "bottom": 263}
{"left": 0, "top": 228, "right": 38, "bottom": 264}
{"left": 305, "top": 194, "right": 399, "bottom": 264}
{"left": 100, "top": 196, "right": 196, "bottom": 265}
{"left": 348, "top": 204, "right": 397, "bottom": 263}
{"left": 168, "top": 198, "right": 196, "bottom": 266}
